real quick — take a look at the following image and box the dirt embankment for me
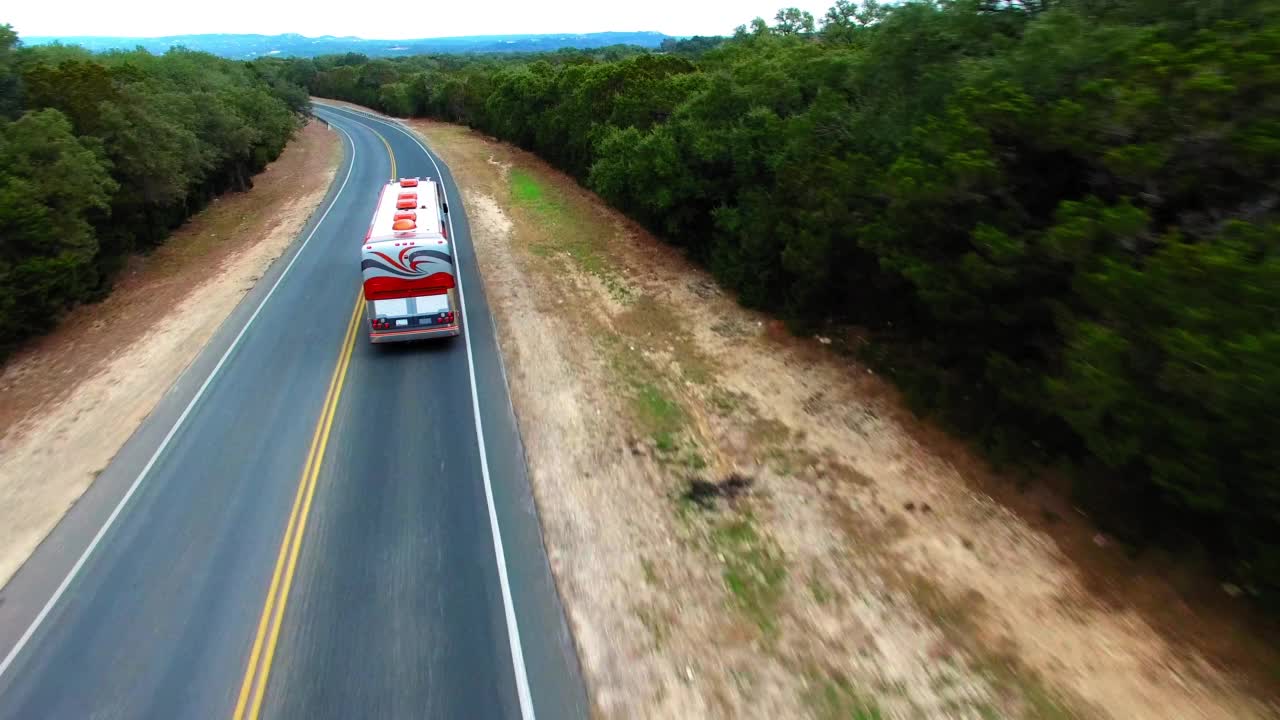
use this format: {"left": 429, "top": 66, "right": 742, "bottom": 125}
{"left": 0, "top": 121, "right": 341, "bottom": 589}
{"left": 409, "top": 117, "right": 1280, "bottom": 720}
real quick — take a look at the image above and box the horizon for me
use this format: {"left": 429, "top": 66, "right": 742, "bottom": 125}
{"left": 21, "top": 29, "right": 677, "bottom": 42}
{"left": 5, "top": 0, "right": 834, "bottom": 40}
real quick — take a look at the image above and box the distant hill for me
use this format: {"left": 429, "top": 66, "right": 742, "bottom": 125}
{"left": 21, "top": 31, "right": 673, "bottom": 59}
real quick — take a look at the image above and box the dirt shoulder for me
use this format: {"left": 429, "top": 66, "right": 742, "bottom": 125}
{"left": 0, "top": 121, "right": 341, "bottom": 590}
{"left": 409, "top": 117, "right": 1280, "bottom": 719}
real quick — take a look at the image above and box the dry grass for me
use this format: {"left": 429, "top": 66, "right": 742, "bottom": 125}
{"left": 408, "top": 116, "right": 1280, "bottom": 720}
{"left": 0, "top": 121, "right": 341, "bottom": 589}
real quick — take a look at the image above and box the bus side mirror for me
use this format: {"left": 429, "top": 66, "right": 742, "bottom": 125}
{"left": 442, "top": 202, "right": 449, "bottom": 214}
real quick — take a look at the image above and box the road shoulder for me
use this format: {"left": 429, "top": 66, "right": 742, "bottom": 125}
{"left": 0, "top": 121, "right": 342, "bottom": 591}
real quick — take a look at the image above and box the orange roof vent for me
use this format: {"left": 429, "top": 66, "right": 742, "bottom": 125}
{"left": 392, "top": 219, "right": 416, "bottom": 231}
{"left": 399, "top": 178, "right": 419, "bottom": 187}
{"left": 396, "top": 193, "right": 417, "bottom": 210}
{"left": 394, "top": 211, "right": 417, "bottom": 221}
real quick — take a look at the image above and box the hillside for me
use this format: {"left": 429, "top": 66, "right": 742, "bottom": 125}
{"left": 299, "top": 0, "right": 1280, "bottom": 609}
{"left": 20, "top": 31, "right": 673, "bottom": 58}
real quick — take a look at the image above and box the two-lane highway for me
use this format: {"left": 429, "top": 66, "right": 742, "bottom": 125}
{"left": 0, "top": 104, "right": 587, "bottom": 719}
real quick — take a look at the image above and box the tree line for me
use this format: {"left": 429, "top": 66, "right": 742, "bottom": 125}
{"left": 0, "top": 25, "right": 306, "bottom": 358}
{"left": 291, "top": 0, "right": 1280, "bottom": 604}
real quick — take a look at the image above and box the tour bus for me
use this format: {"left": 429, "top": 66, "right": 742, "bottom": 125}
{"left": 360, "top": 177, "right": 460, "bottom": 342}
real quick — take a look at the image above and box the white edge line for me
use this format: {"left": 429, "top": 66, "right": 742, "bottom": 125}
{"left": 321, "top": 103, "right": 537, "bottom": 720}
{"left": 0, "top": 120, "right": 359, "bottom": 682}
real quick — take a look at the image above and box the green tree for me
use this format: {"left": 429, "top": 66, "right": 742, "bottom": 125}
{"left": 0, "top": 24, "right": 19, "bottom": 119}
{"left": 0, "top": 109, "right": 116, "bottom": 350}
{"left": 773, "top": 7, "right": 817, "bottom": 34}
{"left": 2, "top": 33, "right": 303, "bottom": 358}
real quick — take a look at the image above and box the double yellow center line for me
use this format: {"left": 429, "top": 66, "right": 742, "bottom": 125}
{"left": 377, "top": 130, "right": 397, "bottom": 180}
{"left": 232, "top": 292, "right": 363, "bottom": 720}
{"left": 232, "top": 119, "right": 398, "bottom": 720}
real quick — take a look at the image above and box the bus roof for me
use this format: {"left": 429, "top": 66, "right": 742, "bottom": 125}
{"left": 366, "top": 177, "right": 444, "bottom": 243}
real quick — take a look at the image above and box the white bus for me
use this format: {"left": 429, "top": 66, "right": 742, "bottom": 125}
{"left": 360, "top": 177, "right": 461, "bottom": 343}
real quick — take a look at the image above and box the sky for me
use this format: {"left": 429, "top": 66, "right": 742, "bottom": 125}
{"left": 8, "top": 0, "right": 837, "bottom": 39}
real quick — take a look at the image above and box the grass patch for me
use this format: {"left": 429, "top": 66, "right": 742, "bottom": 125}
{"left": 510, "top": 168, "right": 548, "bottom": 205}
{"left": 762, "top": 445, "right": 820, "bottom": 478}
{"left": 600, "top": 273, "right": 634, "bottom": 304}
{"left": 1013, "top": 675, "right": 1078, "bottom": 720}
{"left": 904, "top": 574, "right": 1085, "bottom": 720}
{"left": 765, "top": 447, "right": 799, "bottom": 477}
{"left": 598, "top": 324, "right": 707, "bottom": 468}
{"left": 744, "top": 415, "right": 819, "bottom": 477}
{"left": 614, "top": 295, "right": 717, "bottom": 384}
{"left": 976, "top": 704, "right": 1004, "bottom": 720}
{"left": 747, "top": 416, "right": 791, "bottom": 448}
{"left": 509, "top": 168, "right": 569, "bottom": 228}
{"left": 805, "top": 671, "right": 884, "bottom": 720}
{"left": 509, "top": 167, "right": 627, "bottom": 298}
{"left": 654, "top": 430, "right": 679, "bottom": 454}
{"left": 641, "top": 556, "right": 659, "bottom": 586}
{"left": 604, "top": 333, "right": 688, "bottom": 447}
{"left": 730, "top": 666, "right": 757, "bottom": 694}
{"left": 712, "top": 517, "right": 787, "bottom": 634}
{"left": 709, "top": 386, "right": 748, "bottom": 416}
{"left": 636, "top": 384, "right": 684, "bottom": 438}
{"left": 809, "top": 573, "right": 834, "bottom": 606}
{"left": 683, "top": 449, "right": 708, "bottom": 471}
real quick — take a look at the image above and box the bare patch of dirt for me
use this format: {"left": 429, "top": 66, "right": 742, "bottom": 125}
{"left": 0, "top": 121, "right": 341, "bottom": 589}
{"left": 411, "top": 117, "right": 1280, "bottom": 719}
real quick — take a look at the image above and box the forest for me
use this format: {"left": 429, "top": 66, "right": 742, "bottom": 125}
{"left": 285, "top": 0, "right": 1280, "bottom": 603}
{"left": 0, "top": 25, "right": 306, "bottom": 358}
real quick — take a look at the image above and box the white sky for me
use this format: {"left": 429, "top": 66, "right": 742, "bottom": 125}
{"left": 8, "top": 0, "right": 838, "bottom": 39}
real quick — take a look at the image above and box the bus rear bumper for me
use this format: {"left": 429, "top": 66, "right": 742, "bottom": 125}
{"left": 369, "top": 324, "right": 461, "bottom": 343}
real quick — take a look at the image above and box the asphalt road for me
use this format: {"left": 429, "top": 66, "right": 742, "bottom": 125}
{"left": 0, "top": 104, "right": 587, "bottom": 719}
